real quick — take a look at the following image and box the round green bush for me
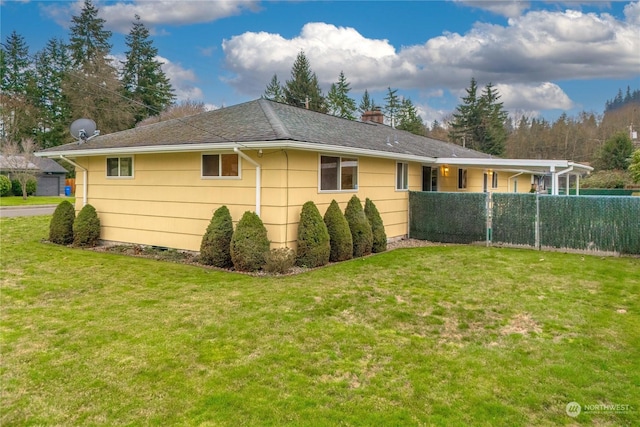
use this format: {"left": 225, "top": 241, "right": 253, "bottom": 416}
{"left": 323, "top": 199, "right": 353, "bottom": 262}
{"left": 49, "top": 200, "right": 76, "bottom": 245}
{"left": 296, "top": 201, "right": 330, "bottom": 268}
{"left": 344, "top": 195, "right": 373, "bottom": 258}
{"left": 0, "top": 175, "right": 11, "bottom": 196}
{"left": 364, "top": 198, "right": 387, "bottom": 253}
{"left": 200, "top": 205, "right": 234, "bottom": 268}
{"left": 73, "top": 204, "right": 101, "bottom": 247}
{"left": 264, "top": 247, "right": 296, "bottom": 274}
{"left": 11, "top": 178, "right": 37, "bottom": 196}
{"left": 230, "top": 211, "right": 270, "bottom": 272}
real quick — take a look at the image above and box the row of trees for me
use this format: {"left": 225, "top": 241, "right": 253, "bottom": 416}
{"left": 1, "top": 0, "right": 175, "bottom": 148}
{"left": 263, "top": 51, "right": 427, "bottom": 136}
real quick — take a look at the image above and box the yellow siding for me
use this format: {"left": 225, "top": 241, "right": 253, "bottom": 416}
{"left": 71, "top": 149, "right": 536, "bottom": 252}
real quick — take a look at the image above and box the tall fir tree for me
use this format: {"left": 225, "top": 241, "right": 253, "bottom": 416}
{"left": 32, "top": 38, "right": 72, "bottom": 148}
{"left": 397, "top": 97, "right": 426, "bottom": 136}
{"left": 383, "top": 87, "right": 401, "bottom": 128}
{"left": 65, "top": 0, "right": 135, "bottom": 134}
{"left": 121, "top": 15, "right": 175, "bottom": 123}
{"left": 283, "top": 51, "right": 326, "bottom": 112}
{"left": 358, "top": 89, "right": 379, "bottom": 115}
{"left": 263, "top": 73, "right": 285, "bottom": 102}
{"left": 326, "top": 71, "right": 356, "bottom": 120}
{"left": 449, "top": 78, "right": 507, "bottom": 156}
{"left": 0, "top": 31, "right": 38, "bottom": 142}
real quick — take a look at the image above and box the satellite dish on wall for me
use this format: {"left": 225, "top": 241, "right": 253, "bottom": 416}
{"left": 70, "top": 118, "right": 99, "bottom": 144}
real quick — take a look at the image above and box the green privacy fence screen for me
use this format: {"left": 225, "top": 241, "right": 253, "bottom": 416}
{"left": 409, "top": 192, "right": 640, "bottom": 254}
{"left": 409, "top": 192, "right": 487, "bottom": 243}
{"left": 538, "top": 196, "right": 640, "bottom": 254}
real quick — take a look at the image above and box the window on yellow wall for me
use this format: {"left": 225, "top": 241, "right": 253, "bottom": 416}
{"left": 458, "top": 168, "right": 467, "bottom": 189}
{"left": 320, "top": 155, "right": 358, "bottom": 191}
{"left": 396, "top": 162, "right": 408, "bottom": 190}
{"left": 202, "top": 154, "right": 239, "bottom": 178}
{"left": 492, "top": 171, "right": 499, "bottom": 188}
{"left": 106, "top": 157, "right": 133, "bottom": 177}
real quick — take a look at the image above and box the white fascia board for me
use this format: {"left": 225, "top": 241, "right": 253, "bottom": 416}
{"left": 36, "top": 140, "right": 437, "bottom": 163}
{"left": 435, "top": 157, "right": 593, "bottom": 173}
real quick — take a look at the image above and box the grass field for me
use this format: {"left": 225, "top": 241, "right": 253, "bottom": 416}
{"left": 1, "top": 216, "right": 639, "bottom": 426}
{"left": 0, "top": 196, "right": 75, "bottom": 207}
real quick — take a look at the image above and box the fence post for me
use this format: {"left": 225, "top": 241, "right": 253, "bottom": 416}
{"left": 535, "top": 193, "right": 540, "bottom": 250}
{"left": 486, "top": 192, "right": 492, "bottom": 247}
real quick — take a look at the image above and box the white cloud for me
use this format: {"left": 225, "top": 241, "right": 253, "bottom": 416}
{"left": 43, "top": 0, "right": 260, "bottom": 33}
{"left": 222, "top": 6, "right": 639, "bottom": 114}
{"left": 157, "top": 56, "right": 203, "bottom": 101}
{"left": 456, "top": 0, "right": 531, "bottom": 18}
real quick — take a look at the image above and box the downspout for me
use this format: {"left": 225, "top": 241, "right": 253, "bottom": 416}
{"left": 59, "top": 155, "right": 87, "bottom": 206}
{"left": 555, "top": 166, "right": 574, "bottom": 196}
{"left": 508, "top": 172, "right": 523, "bottom": 193}
{"left": 234, "top": 147, "right": 261, "bottom": 217}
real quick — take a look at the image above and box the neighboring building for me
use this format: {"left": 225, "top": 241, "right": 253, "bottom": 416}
{"left": 0, "top": 155, "right": 68, "bottom": 196}
{"left": 35, "top": 99, "right": 592, "bottom": 251}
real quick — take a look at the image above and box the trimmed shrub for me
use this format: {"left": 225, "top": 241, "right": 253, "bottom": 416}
{"left": 11, "top": 178, "right": 37, "bottom": 196}
{"left": 264, "top": 247, "right": 296, "bottom": 274}
{"left": 296, "top": 201, "right": 330, "bottom": 268}
{"left": 344, "top": 195, "right": 373, "bottom": 258}
{"left": 200, "top": 205, "right": 234, "bottom": 268}
{"left": 230, "top": 211, "right": 270, "bottom": 272}
{"left": 323, "top": 199, "right": 353, "bottom": 262}
{"left": 73, "top": 204, "right": 101, "bottom": 247}
{"left": 0, "top": 175, "right": 11, "bottom": 196}
{"left": 364, "top": 198, "right": 387, "bottom": 253}
{"left": 49, "top": 200, "right": 75, "bottom": 245}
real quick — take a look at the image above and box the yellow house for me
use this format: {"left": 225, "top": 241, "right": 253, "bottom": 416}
{"left": 36, "top": 99, "right": 592, "bottom": 252}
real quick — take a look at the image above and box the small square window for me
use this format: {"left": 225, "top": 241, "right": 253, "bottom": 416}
{"left": 106, "top": 157, "right": 133, "bottom": 177}
{"left": 202, "top": 154, "right": 239, "bottom": 178}
{"left": 320, "top": 155, "right": 358, "bottom": 191}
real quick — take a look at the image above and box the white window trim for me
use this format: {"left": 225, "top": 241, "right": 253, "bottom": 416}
{"left": 396, "top": 161, "right": 409, "bottom": 191}
{"left": 201, "top": 152, "right": 242, "bottom": 180}
{"left": 318, "top": 154, "right": 359, "bottom": 193}
{"left": 106, "top": 156, "right": 134, "bottom": 179}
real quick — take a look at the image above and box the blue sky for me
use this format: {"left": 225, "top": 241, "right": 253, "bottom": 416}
{"left": 2, "top": 0, "right": 639, "bottom": 125}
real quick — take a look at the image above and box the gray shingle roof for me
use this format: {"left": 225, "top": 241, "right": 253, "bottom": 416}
{"left": 39, "top": 98, "right": 491, "bottom": 160}
{"left": 0, "top": 155, "right": 67, "bottom": 173}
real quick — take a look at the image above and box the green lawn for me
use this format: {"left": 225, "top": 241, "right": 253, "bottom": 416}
{"left": 1, "top": 216, "right": 639, "bottom": 426}
{"left": 0, "top": 196, "right": 75, "bottom": 207}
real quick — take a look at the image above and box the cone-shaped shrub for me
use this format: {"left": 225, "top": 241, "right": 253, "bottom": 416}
{"left": 296, "top": 201, "right": 330, "bottom": 267}
{"left": 200, "top": 205, "right": 234, "bottom": 268}
{"left": 73, "top": 204, "right": 101, "bottom": 247}
{"left": 49, "top": 200, "right": 75, "bottom": 245}
{"left": 323, "top": 200, "right": 353, "bottom": 262}
{"left": 230, "top": 211, "right": 270, "bottom": 272}
{"left": 364, "top": 198, "right": 387, "bottom": 253}
{"left": 344, "top": 195, "right": 373, "bottom": 257}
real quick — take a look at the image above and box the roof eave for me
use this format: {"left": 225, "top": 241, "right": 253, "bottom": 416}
{"left": 434, "top": 157, "right": 593, "bottom": 173}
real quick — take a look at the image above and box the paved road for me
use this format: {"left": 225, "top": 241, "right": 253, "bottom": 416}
{"left": 0, "top": 205, "right": 56, "bottom": 218}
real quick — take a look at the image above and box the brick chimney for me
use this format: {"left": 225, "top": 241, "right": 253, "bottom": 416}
{"left": 361, "top": 109, "right": 384, "bottom": 124}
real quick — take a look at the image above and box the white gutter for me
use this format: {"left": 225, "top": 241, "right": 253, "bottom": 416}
{"left": 59, "top": 155, "right": 87, "bottom": 206}
{"left": 233, "top": 147, "right": 261, "bottom": 217}
{"left": 507, "top": 172, "right": 523, "bottom": 193}
{"left": 35, "top": 140, "right": 437, "bottom": 164}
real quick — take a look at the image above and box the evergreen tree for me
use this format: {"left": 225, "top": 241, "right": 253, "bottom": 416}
{"left": 326, "top": 71, "right": 356, "bottom": 120}
{"left": 358, "top": 89, "right": 378, "bottom": 115}
{"left": 449, "top": 78, "right": 507, "bottom": 156}
{"left": 594, "top": 131, "right": 634, "bottom": 170}
{"left": 0, "top": 31, "right": 38, "bottom": 142}
{"left": 32, "top": 38, "right": 72, "bottom": 148}
{"left": 65, "top": 0, "right": 135, "bottom": 134}
{"left": 397, "top": 97, "right": 426, "bottom": 136}
{"left": 283, "top": 51, "right": 326, "bottom": 112}
{"left": 263, "top": 74, "right": 285, "bottom": 102}
{"left": 121, "top": 15, "right": 175, "bottom": 123}
{"left": 383, "top": 87, "right": 401, "bottom": 128}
